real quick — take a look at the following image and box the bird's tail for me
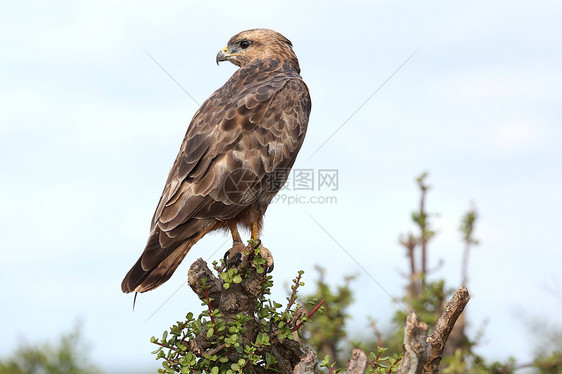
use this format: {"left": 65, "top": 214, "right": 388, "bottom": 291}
{"left": 121, "top": 239, "right": 194, "bottom": 294}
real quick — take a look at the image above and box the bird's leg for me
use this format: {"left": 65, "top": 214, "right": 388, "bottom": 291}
{"left": 250, "top": 222, "right": 274, "bottom": 272}
{"left": 224, "top": 222, "right": 246, "bottom": 267}
{"left": 251, "top": 222, "right": 260, "bottom": 242}
{"left": 231, "top": 222, "right": 243, "bottom": 243}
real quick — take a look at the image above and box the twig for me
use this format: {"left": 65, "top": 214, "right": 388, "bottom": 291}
{"left": 368, "top": 317, "right": 384, "bottom": 347}
{"left": 204, "top": 287, "right": 219, "bottom": 338}
{"left": 285, "top": 271, "right": 304, "bottom": 314}
{"left": 292, "top": 299, "right": 325, "bottom": 332}
{"left": 417, "top": 173, "right": 429, "bottom": 289}
{"left": 388, "top": 358, "right": 401, "bottom": 374}
{"left": 205, "top": 343, "right": 227, "bottom": 357}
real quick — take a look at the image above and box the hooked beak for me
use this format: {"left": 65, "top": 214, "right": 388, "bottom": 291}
{"left": 216, "top": 46, "right": 229, "bottom": 65}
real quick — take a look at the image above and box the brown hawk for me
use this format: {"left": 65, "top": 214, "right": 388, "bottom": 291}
{"left": 122, "top": 29, "right": 311, "bottom": 293}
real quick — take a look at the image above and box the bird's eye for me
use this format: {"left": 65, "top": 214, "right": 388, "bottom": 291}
{"left": 239, "top": 40, "right": 251, "bottom": 49}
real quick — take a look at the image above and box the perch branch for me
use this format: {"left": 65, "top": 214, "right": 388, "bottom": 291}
{"left": 187, "top": 251, "right": 308, "bottom": 373}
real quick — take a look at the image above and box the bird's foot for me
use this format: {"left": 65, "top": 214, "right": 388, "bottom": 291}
{"left": 223, "top": 239, "right": 274, "bottom": 273}
{"left": 223, "top": 240, "right": 246, "bottom": 269}
{"left": 250, "top": 239, "right": 274, "bottom": 273}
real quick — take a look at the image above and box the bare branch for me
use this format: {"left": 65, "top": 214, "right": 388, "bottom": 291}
{"left": 397, "top": 287, "right": 470, "bottom": 374}
{"left": 424, "top": 287, "right": 470, "bottom": 373}
{"left": 345, "top": 349, "right": 368, "bottom": 374}
{"left": 187, "top": 258, "right": 222, "bottom": 309}
{"left": 293, "top": 349, "right": 318, "bottom": 374}
{"left": 398, "top": 312, "right": 428, "bottom": 374}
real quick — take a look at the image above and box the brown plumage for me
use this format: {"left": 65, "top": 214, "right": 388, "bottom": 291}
{"left": 121, "top": 29, "right": 311, "bottom": 293}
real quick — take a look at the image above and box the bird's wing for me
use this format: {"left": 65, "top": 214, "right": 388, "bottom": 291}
{"left": 138, "top": 73, "right": 292, "bottom": 268}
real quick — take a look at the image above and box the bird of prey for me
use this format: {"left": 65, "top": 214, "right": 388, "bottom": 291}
{"left": 122, "top": 29, "right": 311, "bottom": 294}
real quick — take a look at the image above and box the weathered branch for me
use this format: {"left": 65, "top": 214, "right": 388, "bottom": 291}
{"left": 345, "top": 348, "right": 368, "bottom": 374}
{"left": 292, "top": 349, "right": 318, "bottom": 374}
{"left": 397, "top": 287, "right": 470, "bottom": 374}
{"left": 424, "top": 287, "right": 470, "bottom": 373}
{"left": 187, "top": 258, "right": 222, "bottom": 309}
{"left": 399, "top": 313, "right": 429, "bottom": 374}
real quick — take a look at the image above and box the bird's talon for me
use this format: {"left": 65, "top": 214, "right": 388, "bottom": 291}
{"left": 258, "top": 245, "right": 274, "bottom": 273}
{"left": 224, "top": 240, "right": 246, "bottom": 268}
{"left": 230, "top": 252, "right": 243, "bottom": 267}
{"left": 266, "top": 263, "right": 274, "bottom": 273}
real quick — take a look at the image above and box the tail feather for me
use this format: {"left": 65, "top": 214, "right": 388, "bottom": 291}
{"left": 122, "top": 221, "right": 216, "bottom": 293}
{"left": 121, "top": 241, "right": 192, "bottom": 293}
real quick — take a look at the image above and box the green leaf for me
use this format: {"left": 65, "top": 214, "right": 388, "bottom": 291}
{"left": 151, "top": 346, "right": 163, "bottom": 354}
{"left": 265, "top": 352, "right": 278, "bottom": 366}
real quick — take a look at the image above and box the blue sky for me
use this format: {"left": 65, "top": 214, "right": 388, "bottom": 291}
{"left": 1, "top": 1, "right": 562, "bottom": 372}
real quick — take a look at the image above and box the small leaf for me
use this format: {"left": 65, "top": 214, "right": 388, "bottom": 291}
{"left": 151, "top": 346, "right": 163, "bottom": 354}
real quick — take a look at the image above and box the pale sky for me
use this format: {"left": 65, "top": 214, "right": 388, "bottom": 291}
{"left": 1, "top": 1, "right": 562, "bottom": 373}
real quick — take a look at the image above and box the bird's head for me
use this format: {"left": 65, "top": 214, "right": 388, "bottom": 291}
{"left": 216, "top": 29, "right": 300, "bottom": 72}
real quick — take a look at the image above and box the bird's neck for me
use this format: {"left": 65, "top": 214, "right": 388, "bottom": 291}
{"left": 242, "top": 57, "right": 301, "bottom": 76}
